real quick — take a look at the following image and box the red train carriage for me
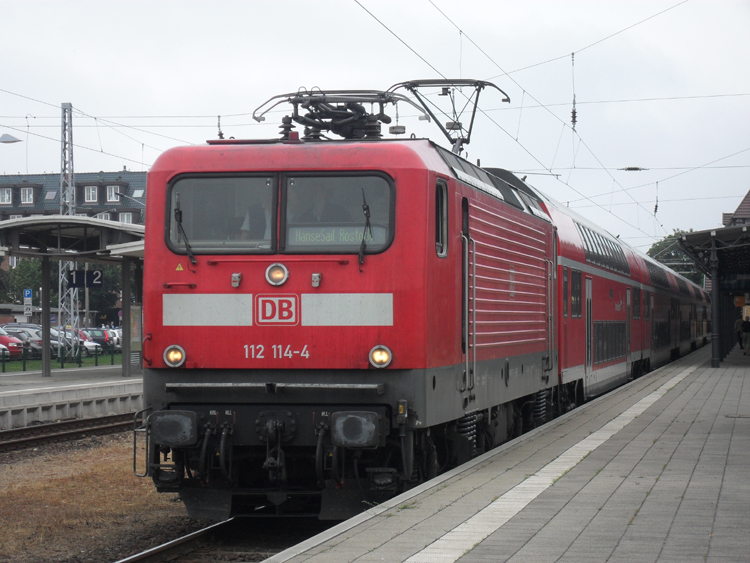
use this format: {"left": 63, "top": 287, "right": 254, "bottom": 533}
{"left": 134, "top": 81, "right": 708, "bottom": 520}
{"left": 544, "top": 199, "right": 709, "bottom": 400}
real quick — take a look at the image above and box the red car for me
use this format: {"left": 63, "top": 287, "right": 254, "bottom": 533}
{"left": 0, "top": 327, "right": 25, "bottom": 358}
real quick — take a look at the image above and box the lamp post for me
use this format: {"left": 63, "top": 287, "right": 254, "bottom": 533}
{"left": 0, "top": 133, "right": 22, "bottom": 144}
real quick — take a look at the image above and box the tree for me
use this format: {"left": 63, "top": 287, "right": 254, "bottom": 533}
{"left": 8, "top": 258, "right": 44, "bottom": 305}
{"left": 0, "top": 267, "right": 10, "bottom": 303}
{"left": 647, "top": 228, "right": 704, "bottom": 286}
{"left": 86, "top": 264, "right": 122, "bottom": 322}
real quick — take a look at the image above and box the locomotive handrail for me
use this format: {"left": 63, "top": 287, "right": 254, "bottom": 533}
{"left": 470, "top": 238, "right": 476, "bottom": 392}
{"left": 165, "top": 382, "right": 385, "bottom": 394}
{"left": 206, "top": 257, "right": 349, "bottom": 265}
{"left": 163, "top": 282, "right": 197, "bottom": 289}
{"left": 133, "top": 407, "right": 152, "bottom": 478}
{"left": 461, "top": 234, "right": 470, "bottom": 394}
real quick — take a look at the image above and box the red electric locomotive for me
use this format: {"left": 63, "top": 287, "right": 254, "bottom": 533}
{"left": 134, "top": 80, "right": 708, "bottom": 520}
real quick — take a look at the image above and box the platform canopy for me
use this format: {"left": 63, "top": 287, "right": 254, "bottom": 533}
{"left": 0, "top": 215, "right": 144, "bottom": 378}
{"left": 680, "top": 224, "right": 750, "bottom": 366}
{"left": 0, "top": 215, "right": 144, "bottom": 262}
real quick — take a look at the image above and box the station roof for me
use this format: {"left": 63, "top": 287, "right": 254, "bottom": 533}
{"left": 0, "top": 215, "right": 144, "bottom": 263}
{"left": 680, "top": 224, "right": 750, "bottom": 291}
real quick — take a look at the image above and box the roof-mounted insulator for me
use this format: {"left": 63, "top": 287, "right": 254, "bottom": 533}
{"left": 303, "top": 126, "right": 323, "bottom": 142}
{"left": 279, "top": 116, "right": 295, "bottom": 140}
{"left": 363, "top": 115, "right": 382, "bottom": 139}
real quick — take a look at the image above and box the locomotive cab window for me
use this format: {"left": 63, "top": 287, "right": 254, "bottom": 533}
{"left": 283, "top": 174, "right": 393, "bottom": 253}
{"left": 168, "top": 175, "right": 276, "bottom": 254}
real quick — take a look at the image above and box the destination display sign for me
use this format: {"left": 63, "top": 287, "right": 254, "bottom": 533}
{"left": 286, "top": 226, "right": 387, "bottom": 247}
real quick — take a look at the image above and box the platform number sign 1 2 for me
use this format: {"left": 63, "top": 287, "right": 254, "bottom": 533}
{"left": 67, "top": 270, "right": 104, "bottom": 288}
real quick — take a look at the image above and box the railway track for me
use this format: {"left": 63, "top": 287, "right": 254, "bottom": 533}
{"left": 115, "top": 517, "right": 333, "bottom": 563}
{"left": 0, "top": 412, "right": 134, "bottom": 453}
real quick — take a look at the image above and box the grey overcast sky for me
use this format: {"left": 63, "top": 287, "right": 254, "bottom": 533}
{"left": 1, "top": 0, "right": 748, "bottom": 250}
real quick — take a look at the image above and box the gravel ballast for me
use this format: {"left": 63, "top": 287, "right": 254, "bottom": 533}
{"left": 0, "top": 432, "right": 210, "bottom": 563}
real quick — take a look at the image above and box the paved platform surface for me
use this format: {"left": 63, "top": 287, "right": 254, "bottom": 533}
{"left": 0, "top": 364, "right": 142, "bottom": 429}
{"left": 268, "top": 344, "right": 749, "bottom": 563}
{"left": 0, "top": 364, "right": 135, "bottom": 391}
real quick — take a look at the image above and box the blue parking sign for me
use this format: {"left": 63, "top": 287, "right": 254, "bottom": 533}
{"left": 23, "top": 289, "right": 32, "bottom": 299}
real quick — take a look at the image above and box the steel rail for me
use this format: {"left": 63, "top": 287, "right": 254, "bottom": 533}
{"left": 0, "top": 412, "right": 135, "bottom": 453}
{"left": 113, "top": 519, "right": 234, "bottom": 563}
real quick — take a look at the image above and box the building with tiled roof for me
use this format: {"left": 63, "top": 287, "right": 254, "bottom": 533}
{"left": 722, "top": 189, "right": 750, "bottom": 227}
{"left": 0, "top": 169, "right": 146, "bottom": 224}
{"left": 0, "top": 169, "right": 146, "bottom": 270}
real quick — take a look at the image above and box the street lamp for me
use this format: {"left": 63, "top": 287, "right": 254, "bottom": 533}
{"left": 0, "top": 133, "right": 22, "bottom": 144}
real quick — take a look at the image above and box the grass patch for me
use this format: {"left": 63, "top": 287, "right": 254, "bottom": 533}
{"left": 0, "top": 352, "right": 122, "bottom": 373}
{"left": 552, "top": 468, "right": 571, "bottom": 485}
{"left": 0, "top": 434, "right": 184, "bottom": 561}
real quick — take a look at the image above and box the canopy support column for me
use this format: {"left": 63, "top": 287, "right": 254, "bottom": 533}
{"left": 41, "top": 255, "right": 52, "bottom": 377}
{"left": 710, "top": 243, "right": 720, "bottom": 368}
{"left": 122, "top": 257, "right": 132, "bottom": 378}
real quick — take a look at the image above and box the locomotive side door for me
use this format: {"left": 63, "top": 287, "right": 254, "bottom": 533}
{"left": 460, "top": 197, "right": 475, "bottom": 401}
{"left": 584, "top": 277, "right": 593, "bottom": 397}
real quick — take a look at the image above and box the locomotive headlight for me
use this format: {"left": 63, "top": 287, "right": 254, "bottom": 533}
{"left": 369, "top": 345, "right": 392, "bottom": 368}
{"left": 163, "top": 345, "right": 186, "bottom": 368}
{"left": 266, "top": 263, "right": 289, "bottom": 286}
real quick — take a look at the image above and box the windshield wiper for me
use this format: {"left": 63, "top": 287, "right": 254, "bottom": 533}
{"left": 174, "top": 193, "right": 197, "bottom": 266}
{"left": 359, "top": 188, "right": 373, "bottom": 267}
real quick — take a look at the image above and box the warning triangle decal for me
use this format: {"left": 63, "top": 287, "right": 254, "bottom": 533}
{"left": 175, "top": 263, "right": 184, "bottom": 271}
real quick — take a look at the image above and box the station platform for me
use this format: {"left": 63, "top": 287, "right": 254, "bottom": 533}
{"left": 268, "top": 344, "right": 749, "bottom": 563}
{"left": 0, "top": 365, "right": 142, "bottom": 429}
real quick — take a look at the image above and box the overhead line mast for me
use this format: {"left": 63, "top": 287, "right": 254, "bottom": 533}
{"left": 58, "top": 102, "right": 80, "bottom": 358}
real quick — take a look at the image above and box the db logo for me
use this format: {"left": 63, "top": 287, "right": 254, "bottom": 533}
{"left": 255, "top": 294, "right": 298, "bottom": 325}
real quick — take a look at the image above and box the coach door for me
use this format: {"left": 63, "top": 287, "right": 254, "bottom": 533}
{"left": 461, "top": 198, "right": 475, "bottom": 400}
{"left": 545, "top": 233, "right": 557, "bottom": 373}
{"left": 584, "top": 277, "right": 593, "bottom": 396}
{"left": 626, "top": 288, "right": 632, "bottom": 376}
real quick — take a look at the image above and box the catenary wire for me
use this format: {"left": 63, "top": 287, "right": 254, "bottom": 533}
{"left": 353, "top": 1, "right": 664, "bottom": 242}
{"left": 424, "top": 1, "right": 669, "bottom": 239}
{"left": 0, "top": 122, "right": 148, "bottom": 167}
{"left": 484, "top": 0, "right": 690, "bottom": 80}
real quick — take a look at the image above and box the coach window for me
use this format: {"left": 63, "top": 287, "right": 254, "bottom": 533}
{"left": 594, "top": 233, "right": 606, "bottom": 265}
{"left": 435, "top": 180, "right": 448, "bottom": 257}
{"left": 632, "top": 287, "right": 641, "bottom": 319}
{"left": 168, "top": 175, "right": 276, "bottom": 254}
{"left": 571, "top": 269, "right": 582, "bottom": 318}
{"left": 563, "top": 266, "right": 568, "bottom": 317}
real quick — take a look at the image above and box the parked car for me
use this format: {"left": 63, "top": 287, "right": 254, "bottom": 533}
{"left": 0, "top": 327, "right": 25, "bottom": 358}
{"left": 82, "top": 340, "right": 103, "bottom": 357}
{"left": 3, "top": 328, "right": 44, "bottom": 358}
{"left": 8, "top": 327, "right": 61, "bottom": 358}
{"left": 62, "top": 330, "right": 102, "bottom": 357}
{"left": 0, "top": 344, "right": 8, "bottom": 359}
{"left": 105, "top": 329, "right": 121, "bottom": 350}
{"left": 85, "top": 328, "right": 111, "bottom": 348}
